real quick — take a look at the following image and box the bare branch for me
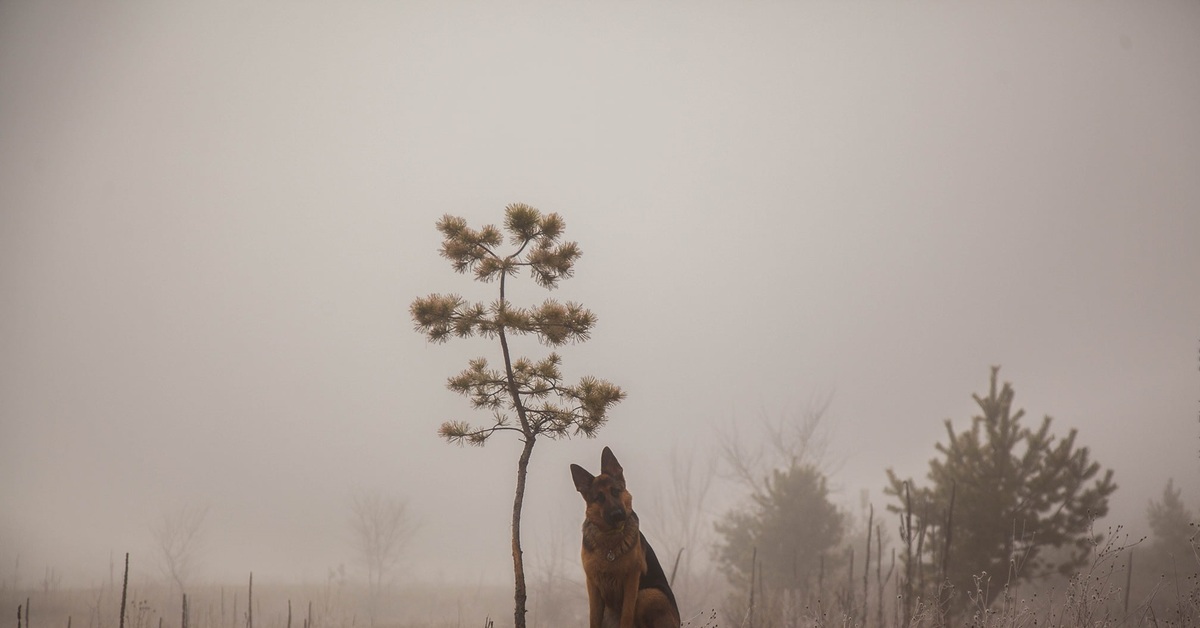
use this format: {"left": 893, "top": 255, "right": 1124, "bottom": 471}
{"left": 151, "top": 505, "right": 208, "bottom": 594}
{"left": 719, "top": 396, "right": 833, "bottom": 494}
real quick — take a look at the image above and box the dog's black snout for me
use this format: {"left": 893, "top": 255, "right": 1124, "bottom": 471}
{"left": 605, "top": 506, "right": 627, "bottom": 525}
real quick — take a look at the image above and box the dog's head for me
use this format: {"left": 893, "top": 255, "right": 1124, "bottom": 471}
{"left": 570, "top": 446, "right": 634, "bottom": 529}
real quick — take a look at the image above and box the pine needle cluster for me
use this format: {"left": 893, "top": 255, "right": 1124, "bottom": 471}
{"left": 410, "top": 203, "right": 624, "bottom": 446}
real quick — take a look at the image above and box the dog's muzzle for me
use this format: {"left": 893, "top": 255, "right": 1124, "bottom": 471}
{"left": 604, "top": 507, "right": 628, "bottom": 527}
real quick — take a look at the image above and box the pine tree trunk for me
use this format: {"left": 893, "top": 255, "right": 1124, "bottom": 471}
{"left": 498, "top": 267, "right": 535, "bottom": 628}
{"left": 511, "top": 435, "right": 536, "bottom": 628}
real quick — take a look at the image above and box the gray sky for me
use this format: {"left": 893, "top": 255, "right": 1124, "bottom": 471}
{"left": 2, "top": 2, "right": 1198, "bottom": 588}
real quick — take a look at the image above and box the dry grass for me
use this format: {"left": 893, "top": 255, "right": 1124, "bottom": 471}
{"left": 698, "top": 524, "right": 1200, "bottom": 628}
{"left": 5, "top": 524, "right": 1197, "bottom": 628}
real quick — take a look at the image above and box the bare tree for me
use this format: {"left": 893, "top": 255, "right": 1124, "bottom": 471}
{"left": 151, "top": 505, "right": 208, "bottom": 595}
{"left": 348, "top": 490, "right": 416, "bottom": 627}
{"left": 719, "top": 395, "right": 834, "bottom": 494}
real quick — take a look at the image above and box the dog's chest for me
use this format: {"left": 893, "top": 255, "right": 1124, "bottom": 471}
{"left": 591, "top": 549, "right": 645, "bottom": 606}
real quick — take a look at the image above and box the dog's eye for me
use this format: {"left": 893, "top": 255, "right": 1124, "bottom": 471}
{"left": 611, "top": 488, "right": 621, "bottom": 498}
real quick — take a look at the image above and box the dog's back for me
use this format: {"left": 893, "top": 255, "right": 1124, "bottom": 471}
{"left": 634, "top": 532, "right": 679, "bottom": 625}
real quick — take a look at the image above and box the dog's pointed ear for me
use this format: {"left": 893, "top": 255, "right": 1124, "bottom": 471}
{"left": 600, "top": 446, "right": 624, "bottom": 481}
{"left": 570, "top": 464, "right": 594, "bottom": 496}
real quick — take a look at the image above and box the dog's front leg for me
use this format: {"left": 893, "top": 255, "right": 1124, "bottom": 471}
{"left": 619, "top": 575, "right": 639, "bottom": 628}
{"left": 586, "top": 581, "right": 605, "bottom": 628}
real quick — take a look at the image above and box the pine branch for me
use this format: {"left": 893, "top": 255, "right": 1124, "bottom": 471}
{"left": 438, "top": 420, "right": 523, "bottom": 446}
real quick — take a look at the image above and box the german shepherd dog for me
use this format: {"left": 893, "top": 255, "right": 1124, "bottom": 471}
{"left": 570, "top": 447, "right": 680, "bottom": 628}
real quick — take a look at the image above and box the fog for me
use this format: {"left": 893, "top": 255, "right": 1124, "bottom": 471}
{"left": 2, "top": 0, "right": 1198, "bottom": 598}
